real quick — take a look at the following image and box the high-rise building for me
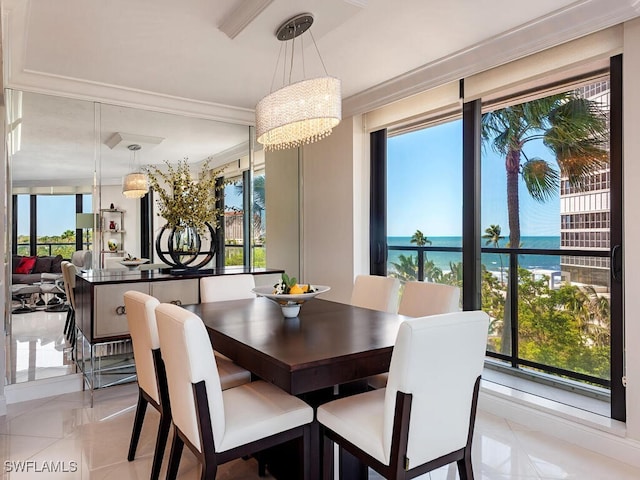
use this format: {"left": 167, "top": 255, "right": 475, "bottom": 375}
{"left": 560, "top": 80, "right": 610, "bottom": 286}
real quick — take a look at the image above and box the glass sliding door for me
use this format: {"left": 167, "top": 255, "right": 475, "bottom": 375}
{"left": 480, "top": 68, "right": 622, "bottom": 416}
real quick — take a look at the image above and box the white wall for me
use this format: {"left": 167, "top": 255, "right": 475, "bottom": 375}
{"left": 265, "top": 148, "right": 301, "bottom": 280}
{"left": 302, "top": 116, "right": 367, "bottom": 304}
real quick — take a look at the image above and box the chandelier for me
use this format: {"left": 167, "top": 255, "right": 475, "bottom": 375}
{"left": 122, "top": 144, "right": 148, "bottom": 198}
{"left": 256, "top": 13, "right": 341, "bottom": 151}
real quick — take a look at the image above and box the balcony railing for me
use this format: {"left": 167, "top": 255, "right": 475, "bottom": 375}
{"left": 16, "top": 242, "right": 90, "bottom": 258}
{"left": 387, "top": 243, "right": 611, "bottom": 389}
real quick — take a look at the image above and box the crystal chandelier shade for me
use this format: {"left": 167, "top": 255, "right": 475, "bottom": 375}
{"left": 255, "top": 14, "right": 342, "bottom": 151}
{"left": 256, "top": 77, "right": 341, "bottom": 150}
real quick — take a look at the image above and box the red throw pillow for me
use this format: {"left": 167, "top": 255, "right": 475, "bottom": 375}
{"left": 15, "top": 256, "right": 37, "bottom": 274}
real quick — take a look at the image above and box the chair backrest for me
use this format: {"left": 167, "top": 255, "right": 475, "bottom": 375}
{"left": 124, "top": 291, "right": 162, "bottom": 404}
{"left": 350, "top": 275, "right": 400, "bottom": 313}
{"left": 155, "top": 303, "right": 225, "bottom": 453}
{"left": 71, "top": 250, "right": 92, "bottom": 269}
{"left": 61, "top": 262, "right": 78, "bottom": 309}
{"left": 398, "top": 281, "right": 460, "bottom": 317}
{"left": 200, "top": 274, "right": 256, "bottom": 303}
{"left": 383, "top": 311, "right": 489, "bottom": 467}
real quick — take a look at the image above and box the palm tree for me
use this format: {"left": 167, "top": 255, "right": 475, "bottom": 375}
{"left": 410, "top": 229, "right": 431, "bottom": 247}
{"left": 482, "top": 91, "right": 608, "bottom": 354}
{"left": 482, "top": 92, "right": 607, "bottom": 250}
{"left": 410, "top": 229, "right": 434, "bottom": 281}
{"left": 389, "top": 254, "right": 419, "bottom": 283}
{"left": 483, "top": 224, "right": 505, "bottom": 284}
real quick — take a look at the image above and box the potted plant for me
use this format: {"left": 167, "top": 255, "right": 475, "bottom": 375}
{"left": 144, "top": 158, "right": 225, "bottom": 268}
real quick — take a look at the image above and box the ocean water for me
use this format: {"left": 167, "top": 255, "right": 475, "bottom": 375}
{"left": 387, "top": 236, "right": 561, "bottom": 272}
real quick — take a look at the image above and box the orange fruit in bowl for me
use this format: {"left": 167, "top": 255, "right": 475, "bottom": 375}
{"left": 301, "top": 284, "right": 309, "bottom": 293}
{"left": 289, "top": 284, "right": 304, "bottom": 295}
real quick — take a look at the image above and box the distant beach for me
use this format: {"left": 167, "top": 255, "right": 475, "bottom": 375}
{"left": 387, "top": 236, "right": 561, "bottom": 272}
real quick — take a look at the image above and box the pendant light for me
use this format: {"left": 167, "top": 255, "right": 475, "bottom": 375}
{"left": 255, "top": 13, "right": 342, "bottom": 151}
{"left": 122, "top": 144, "right": 148, "bottom": 198}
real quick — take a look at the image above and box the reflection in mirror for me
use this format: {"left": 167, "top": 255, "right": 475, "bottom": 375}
{"left": 97, "top": 103, "right": 251, "bottom": 270}
{"left": 5, "top": 92, "right": 263, "bottom": 387}
{"left": 7, "top": 90, "right": 95, "bottom": 385}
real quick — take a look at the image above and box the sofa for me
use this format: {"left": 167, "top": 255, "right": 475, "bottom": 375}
{"left": 12, "top": 254, "right": 64, "bottom": 285}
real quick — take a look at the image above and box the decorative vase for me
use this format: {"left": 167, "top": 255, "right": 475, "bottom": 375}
{"left": 173, "top": 225, "right": 200, "bottom": 254}
{"left": 155, "top": 222, "right": 217, "bottom": 270}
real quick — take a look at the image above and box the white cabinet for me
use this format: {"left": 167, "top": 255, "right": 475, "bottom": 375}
{"left": 93, "top": 282, "right": 150, "bottom": 338}
{"left": 151, "top": 279, "right": 199, "bottom": 305}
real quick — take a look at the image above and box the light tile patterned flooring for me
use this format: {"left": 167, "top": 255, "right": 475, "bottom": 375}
{"left": 4, "top": 308, "right": 640, "bottom": 479}
{"left": 7, "top": 307, "right": 75, "bottom": 384}
{"left": 1, "top": 382, "right": 640, "bottom": 479}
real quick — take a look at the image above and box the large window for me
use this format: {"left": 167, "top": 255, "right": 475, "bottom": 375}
{"left": 14, "top": 193, "right": 92, "bottom": 259}
{"left": 222, "top": 168, "right": 266, "bottom": 268}
{"left": 374, "top": 59, "right": 623, "bottom": 420}
{"left": 387, "top": 118, "right": 463, "bottom": 289}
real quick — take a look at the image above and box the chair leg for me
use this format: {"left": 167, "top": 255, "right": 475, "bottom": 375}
{"left": 65, "top": 309, "right": 75, "bottom": 342}
{"left": 127, "top": 390, "right": 148, "bottom": 461}
{"left": 166, "top": 429, "right": 184, "bottom": 480}
{"left": 257, "top": 455, "right": 267, "bottom": 477}
{"left": 322, "top": 433, "right": 334, "bottom": 480}
{"left": 63, "top": 308, "right": 72, "bottom": 337}
{"left": 302, "top": 425, "right": 311, "bottom": 480}
{"left": 457, "top": 449, "right": 474, "bottom": 480}
{"left": 149, "top": 412, "right": 171, "bottom": 480}
{"left": 201, "top": 459, "right": 217, "bottom": 480}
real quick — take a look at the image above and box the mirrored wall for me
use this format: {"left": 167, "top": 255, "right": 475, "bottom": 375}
{"left": 4, "top": 89, "right": 268, "bottom": 385}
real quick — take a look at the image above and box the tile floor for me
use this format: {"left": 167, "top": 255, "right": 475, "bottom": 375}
{"left": 1, "top": 382, "right": 640, "bottom": 479}
{"left": 4, "top": 306, "right": 639, "bottom": 479}
{"left": 7, "top": 306, "right": 74, "bottom": 384}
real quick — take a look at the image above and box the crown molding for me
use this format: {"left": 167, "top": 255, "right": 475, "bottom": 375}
{"left": 7, "top": 68, "right": 256, "bottom": 126}
{"left": 343, "top": 0, "right": 640, "bottom": 117}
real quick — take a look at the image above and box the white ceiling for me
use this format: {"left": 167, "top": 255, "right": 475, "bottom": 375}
{"left": 3, "top": 0, "right": 639, "bottom": 186}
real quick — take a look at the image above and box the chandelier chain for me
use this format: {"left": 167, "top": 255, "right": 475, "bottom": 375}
{"left": 309, "top": 29, "right": 329, "bottom": 76}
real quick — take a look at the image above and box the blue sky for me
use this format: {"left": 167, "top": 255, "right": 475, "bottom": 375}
{"left": 387, "top": 119, "right": 560, "bottom": 238}
{"left": 17, "top": 194, "right": 92, "bottom": 236}
{"left": 20, "top": 185, "right": 245, "bottom": 237}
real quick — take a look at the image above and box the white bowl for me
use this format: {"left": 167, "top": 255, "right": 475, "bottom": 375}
{"left": 252, "top": 285, "right": 331, "bottom": 317}
{"left": 119, "top": 258, "right": 150, "bottom": 268}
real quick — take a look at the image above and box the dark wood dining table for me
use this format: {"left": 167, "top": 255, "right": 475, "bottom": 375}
{"left": 183, "top": 296, "right": 406, "bottom": 479}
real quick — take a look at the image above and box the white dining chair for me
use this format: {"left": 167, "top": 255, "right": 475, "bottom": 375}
{"left": 350, "top": 275, "right": 401, "bottom": 314}
{"left": 124, "top": 290, "right": 251, "bottom": 480}
{"left": 318, "top": 310, "right": 489, "bottom": 480}
{"left": 123, "top": 291, "right": 170, "bottom": 480}
{"left": 198, "top": 275, "right": 254, "bottom": 386}
{"left": 155, "top": 303, "right": 314, "bottom": 480}
{"left": 368, "top": 281, "right": 461, "bottom": 389}
{"left": 398, "top": 281, "right": 460, "bottom": 317}
{"left": 200, "top": 274, "right": 256, "bottom": 303}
